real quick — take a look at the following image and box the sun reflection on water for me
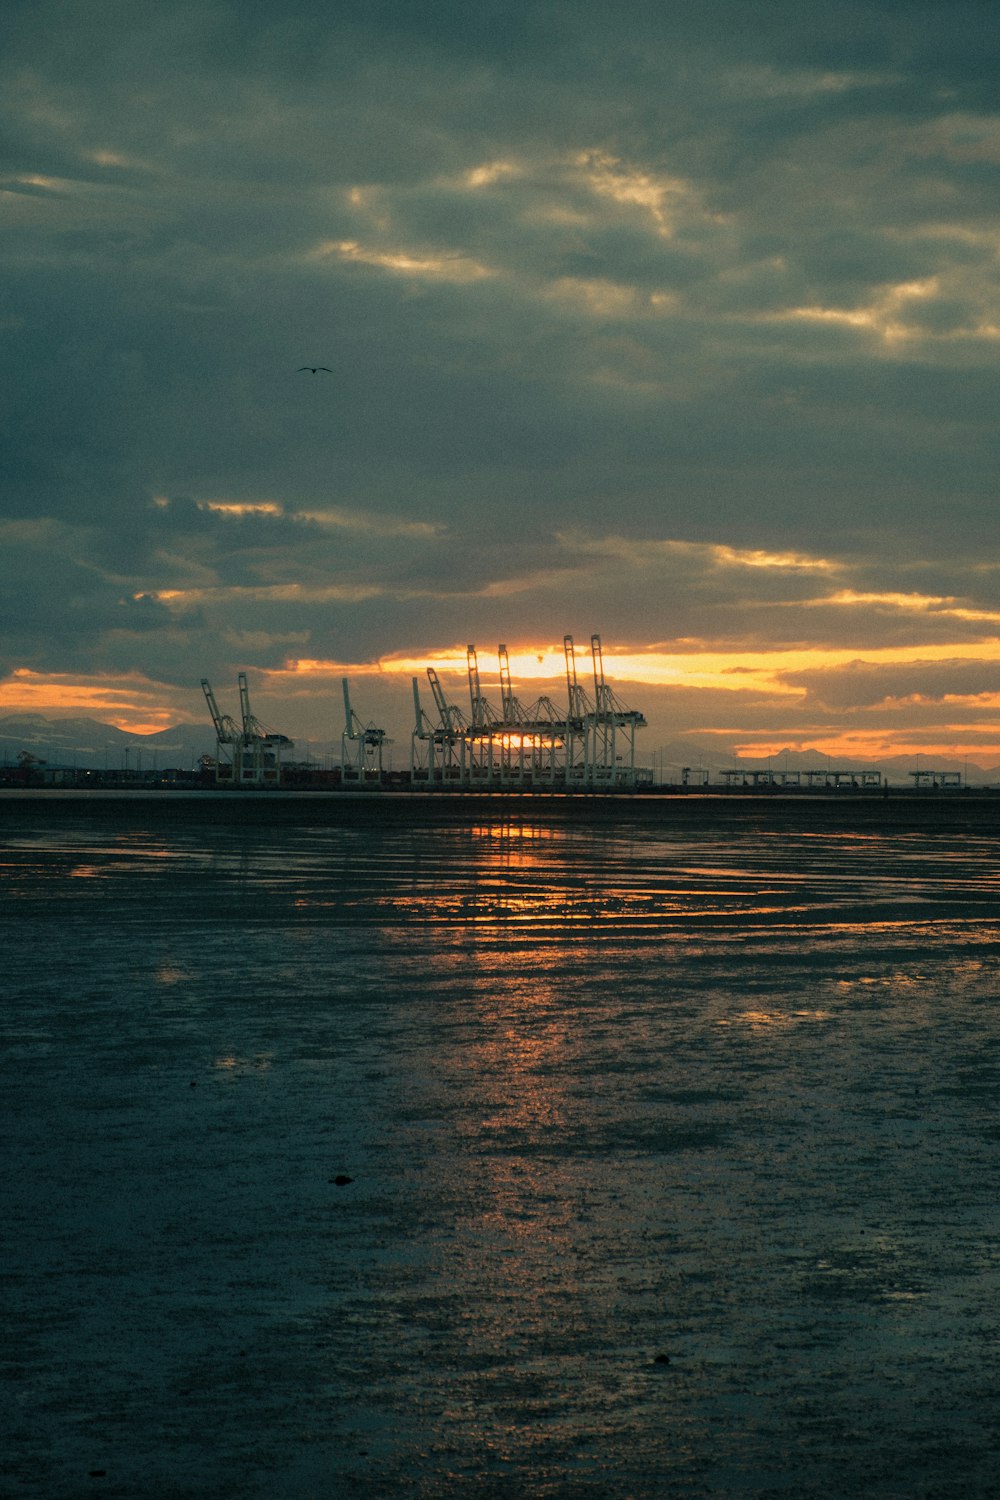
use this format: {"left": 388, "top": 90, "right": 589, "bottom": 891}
{"left": 718, "top": 1008, "right": 833, "bottom": 1029}
{"left": 8, "top": 805, "right": 1000, "bottom": 1494}
{"left": 213, "top": 1053, "right": 273, "bottom": 1073}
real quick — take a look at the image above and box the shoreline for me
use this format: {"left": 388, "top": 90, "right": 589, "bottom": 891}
{"left": 4, "top": 785, "right": 1000, "bottom": 830}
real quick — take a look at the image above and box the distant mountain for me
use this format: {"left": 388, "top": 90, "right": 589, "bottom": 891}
{"left": 0, "top": 715, "right": 216, "bottom": 771}
{"left": 0, "top": 714, "right": 344, "bottom": 773}
{"left": 644, "top": 738, "right": 1000, "bottom": 786}
{"left": 728, "top": 747, "right": 1000, "bottom": 788}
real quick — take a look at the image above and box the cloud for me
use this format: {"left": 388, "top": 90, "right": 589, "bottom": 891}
{"left": 2, "top": 0, "right": 999, "bottom": 753}
{"left": 783, "top": 657, "right": 1000, "bottom": 712}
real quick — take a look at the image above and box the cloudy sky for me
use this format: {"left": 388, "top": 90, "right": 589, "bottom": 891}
{"left": 3, "top": 0, "right": 999, "bottom": 765}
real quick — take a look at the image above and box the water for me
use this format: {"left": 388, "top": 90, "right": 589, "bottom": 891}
{"left": 4, "top": 794, "right": 1000, "bottom": 1497}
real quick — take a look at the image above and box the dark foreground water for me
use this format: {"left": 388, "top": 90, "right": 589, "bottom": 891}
{"left": 4, "top": 793, "right": 1000, "bottom": 1498}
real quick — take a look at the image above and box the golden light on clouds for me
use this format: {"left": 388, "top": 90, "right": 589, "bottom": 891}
{"left": 818, "top": 590, "right": 1000, "bottom": 625}
{"left": 5, "top": 634, "right": 1000, "bottom": 765}
{"left": 89, "top": 149, "right": 132, "bottom": 167}
{"left": 709, "top": 544, "right": 837, "bottom": 573}
{"left": 577, "top": 149, "right": 694, "bottom": 237}
{"left": 782, "top": 277, "right": 938, "bottom": 343}
{"left": 311, "top": 239, "right": 493, "bottom": 281}
{"left": 776, "top": 273, "right": 1000, "bottom": 346}
{"left": 2, "top": 669, "right": 182, "bottom": 733}
{"left": 561, "top": 532, "right": 839, "bottom": 574}
{"left": 464, "top": 161, "right": 519, "bottom": 187}
{"left": 729, "top": 731, "right": 1000, "bottom": 762}
{"left": 374, "top": 642, "right": 1000, "bottom": 698}
{"left": 200, "top": 500, "right": 283, "bottom": 517}
{"left": 151, "top": 582, "right": 385, "bottom": 609}
{"left": 264, "top": 658, "right": 357, "bottom": 679}
{"left": 296, "top": 506, "right": 445, "bottom": 539}
{"left": 155, "top": 495, "right": 446, "bottom": 540}
{"left": 153, "top": 495, "right": 284, "bottom": 517}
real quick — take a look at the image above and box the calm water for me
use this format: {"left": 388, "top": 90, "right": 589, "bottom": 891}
{"left": 4, "top": 794, "right": 1000, "bottom": 1498}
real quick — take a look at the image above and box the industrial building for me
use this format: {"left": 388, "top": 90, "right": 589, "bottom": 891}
{"left": 720, "top": 767, "right": 883, "bottom": 789}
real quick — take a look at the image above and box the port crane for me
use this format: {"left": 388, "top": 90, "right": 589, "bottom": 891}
{"left": 341, "top": 680, "right": 390, "bottom": 784}
{"left": 588, "top": 633, "right": 646, "bottom": 783}
{"left": 408, "top": 633, "right": 646, "bottom": 789}
{"left": 466, "top": 645, "right": 499, "bottom": 730}
{"left": 201, "top": 677, "right": 240, "bottom": 782}
{"left": 201, "top": 674, "right": 290, "bottom": 786}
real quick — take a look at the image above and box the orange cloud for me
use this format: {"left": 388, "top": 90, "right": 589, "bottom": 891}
{"left": 813, "top": 589, "right": 1000, "bottom": 624}
{"left": 310, "top": 239, "right": 493, "bottom": 281}
{"left": 1, "top": 669, "right": 191, "bottom": 733}
{"left": 730, "top": 732, "right": 1000, "bottom": 763}
{"left": 264, "top": 658, "right": 358, "bottom": 679}
{"left": 7, "top": 636, "right": 1000, "bottom": 763}
{"left": 200, "top": 500, "right": 284, "bottom": 517}
{"left": 375, "top": 641, "right": 1000, "bottom": 697}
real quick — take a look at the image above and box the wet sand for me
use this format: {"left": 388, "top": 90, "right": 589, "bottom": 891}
{"left": 4, "top": 797, "right": 1000, "bottom": 1495}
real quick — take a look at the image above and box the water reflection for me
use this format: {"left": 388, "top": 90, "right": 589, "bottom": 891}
{"left": 459, "top": 971, "right": 573, "bottom": 1143}
{"left": 6, "top": 803, "right": 1000, "bottom": 1495}
{"left": 7, "top": 813, "right": 1000, "bottom": 941}
{"left": 213, "top": 1053, "right": 273, "bottom": 1074}
{"left": 719, "top": 1009, "right": 834, "bottom": 1030}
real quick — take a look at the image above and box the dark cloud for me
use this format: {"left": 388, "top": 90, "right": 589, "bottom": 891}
{"left": 0, "top": 535, "right": 180, "bottom": 670}
{"left": 786, "top": 658, "right": 1000, "bottom": 712}
{"left": 2, "top": 0, "right": 999, "bottom": 745}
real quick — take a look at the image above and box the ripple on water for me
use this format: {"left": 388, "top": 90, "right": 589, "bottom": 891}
{"left": 4, "top": 803, "right": 1000, "bottom": 1496}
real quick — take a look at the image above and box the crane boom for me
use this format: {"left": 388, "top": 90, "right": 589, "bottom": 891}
{"left": 591, "top": 632, "right": 608, "bottom": 711}
{"left": 426, "top": 667, "right": 450, "bottom": 725}
{"left": 467, "top": 645, "right": 482, "bottom": 723}
{"left": 237, "top": 672, "right": 254, "bottom": 738}
{"left": 202, "top": 678, "right": 225, "bottom": 738}
{"left": 498, "top": 644, "right": 516, "bottom": 721}
{"left": 201, "top": 678, "right": 239, "bottom": 743}
{"left": 564, "top": 634, "right": 576, "bottom": 710}
{"left": 564, "top": 634, "right": 580, "bottom": 717}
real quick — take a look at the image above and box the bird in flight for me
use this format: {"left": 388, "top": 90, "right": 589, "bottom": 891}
{"left": 298, "top": 366, "right": 332, "bottom": 374}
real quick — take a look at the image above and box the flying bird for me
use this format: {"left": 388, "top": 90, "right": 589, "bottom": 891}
{"left": 298, "top": 366, "right": 332, "bottom": 374}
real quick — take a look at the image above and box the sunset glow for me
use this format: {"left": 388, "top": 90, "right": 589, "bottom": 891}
{"left": 2, "top": 671, "right": 184, "bottom": 733}
{"left": 372, "top": 642, "right": 1000, "bottom": 696}
{"left": 3, "top": 1, "right": 999, "bottom": 776}
{"left": 7, "top": 626, "right": 1000, "bottom": 766}
{"left": 9, "top": 10, "right": 1000, "bottom": 1499}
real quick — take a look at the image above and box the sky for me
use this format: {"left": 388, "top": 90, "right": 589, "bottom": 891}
{"left": 3, "top": 0, "right": 999, "bottom": 767}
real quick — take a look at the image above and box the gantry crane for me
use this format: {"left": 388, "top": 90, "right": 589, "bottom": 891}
{"left": 411, "top": 675, "right": 449, "bottom": 783}
{"left": 238, "top": 671, "right": 266, "bottom": 741}
{"left": 201, "top": 677, "right": 240, "bottom": 782}
{"left": 341, "top": 679, "right": 389, "bottom": 784}
{"left": 588, "top": 633, "right": 646, "bottom": 784}
{"left": 406, "top": 633, "right": 647, "bottom": 790}
{"left": 466, "top": 644, "right": 499, "bottom": 730}
{"left": 411, "top": 676, "right": 436, "bottom": 774}
{"left": 563, "top": 635, "right": 591, "bottom": 721}
{"left": 407, "top": 668, "right": 470, "bottom": 784}
{"left": 200, "top": 673, "right": 291, "bottom": 787}
{"left": 498, "top": 644, "right": 527, "bottom": 724}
